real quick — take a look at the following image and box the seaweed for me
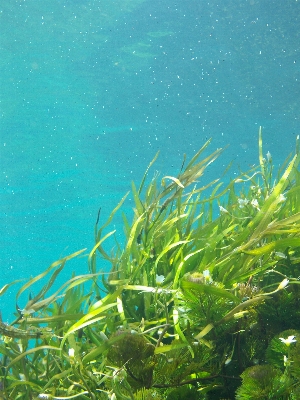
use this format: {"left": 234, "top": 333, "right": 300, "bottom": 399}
{"left": 1, "top": 128, "right": 300, "bottom": 399}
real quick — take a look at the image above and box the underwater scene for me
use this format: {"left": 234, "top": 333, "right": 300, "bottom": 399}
{"left": 1, "top": 0, "right": 300, "bottom": 398}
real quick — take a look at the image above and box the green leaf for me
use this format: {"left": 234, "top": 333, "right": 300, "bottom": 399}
{"left": 181, "top": 278, "right": 239, "bottom": 303}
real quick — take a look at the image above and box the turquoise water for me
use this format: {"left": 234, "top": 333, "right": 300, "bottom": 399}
{"left": 1, "top": 0, "right": 299, "bottom": 320}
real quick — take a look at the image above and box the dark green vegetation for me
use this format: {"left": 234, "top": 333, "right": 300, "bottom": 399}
{"left": 1, "top": 128, "right": 300, "bottom": 399}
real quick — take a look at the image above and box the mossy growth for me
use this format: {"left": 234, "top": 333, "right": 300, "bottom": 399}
{"left": 107, "top": 329, "right": 155, "bottom": 389}
{"left": 236, "top": 365, "right": 283, "bottom": 399}
{"left": 236, "top": 329, "right": 300, "bottom": 399}
{"left": 1, "top": 128, "right": 300, "bottom": 399}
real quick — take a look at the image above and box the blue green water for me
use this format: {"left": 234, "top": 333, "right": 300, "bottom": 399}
{"left": 1, "top": 0, "right": 299, "bottom": 320}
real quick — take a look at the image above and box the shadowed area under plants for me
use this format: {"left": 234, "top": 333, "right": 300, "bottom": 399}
{"left": 1, "top": 128, "right": 300, "bottom": 399}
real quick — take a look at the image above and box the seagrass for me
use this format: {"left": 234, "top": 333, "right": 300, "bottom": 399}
{"left": 1, "top": 128, "right": 300, "bottom": 399}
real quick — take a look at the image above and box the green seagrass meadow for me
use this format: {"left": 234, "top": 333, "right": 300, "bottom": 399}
{"left": 1, "top": 128, "right": 300, "bottom": 399}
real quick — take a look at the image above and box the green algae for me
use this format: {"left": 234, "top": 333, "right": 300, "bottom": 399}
{"left": 1, "top": 128, "right": 300, "bottom": 399}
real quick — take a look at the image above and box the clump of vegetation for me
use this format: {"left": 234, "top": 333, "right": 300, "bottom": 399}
{"left": 1, "top": 127, "right": 300, "bottom": 399}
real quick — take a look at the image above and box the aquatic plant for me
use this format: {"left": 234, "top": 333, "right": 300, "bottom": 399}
{"left": 1, "top": 127, "right": 300, "bottom": 399}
